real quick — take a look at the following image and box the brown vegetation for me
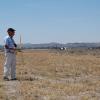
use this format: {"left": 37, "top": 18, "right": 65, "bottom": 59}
{"left": 0, "top": 49, "right": 100, "bottom": 100}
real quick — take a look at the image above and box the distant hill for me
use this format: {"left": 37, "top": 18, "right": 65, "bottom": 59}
{"left": 22, "top": 43, "right": 62, "bottom": 49}
{"left": 0, "top": 43, "right": 100, "bottom": 49}
{"left": 22, "top": 43, "right": 100, "bottom": 49}
{"left": 0, "top": 45, "right": 3, "bottom": 49}
{"left": 64, "top": 43, "right": 100, "bottom": 48}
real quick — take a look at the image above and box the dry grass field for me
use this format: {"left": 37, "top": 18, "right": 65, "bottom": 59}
{"left": 0, "top": 49, "right": 100, "bottom": 100}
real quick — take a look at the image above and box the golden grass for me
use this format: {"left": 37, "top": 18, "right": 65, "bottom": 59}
{"left": 0, "top": 50, "right": 100, "bottom": 100}
{"left": 0, "top": 81, "right": 6, "bottom": 100}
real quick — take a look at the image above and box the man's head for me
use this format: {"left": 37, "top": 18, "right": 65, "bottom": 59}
{"left": 7, "top": 28, "right": 16, "bottom": 37}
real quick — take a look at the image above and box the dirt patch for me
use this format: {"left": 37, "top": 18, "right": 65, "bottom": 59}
{"left": 4, "top": 81, "right": 22, "bottom": 100}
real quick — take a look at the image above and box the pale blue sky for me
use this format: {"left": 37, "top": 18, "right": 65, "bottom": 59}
{"left": 0, "top": 0, "right": 100, "bottom": 44}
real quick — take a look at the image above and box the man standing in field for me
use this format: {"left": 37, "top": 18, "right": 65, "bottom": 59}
{"left": 4, "top": 28, "right": 17, "bottom": 81}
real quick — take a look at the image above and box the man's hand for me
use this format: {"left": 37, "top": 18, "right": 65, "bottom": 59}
{"left": 10, "top": 47, "right": 16, "bottom": 51}
{"left": 5, "top": 45, "right": 9, "bottom": 49}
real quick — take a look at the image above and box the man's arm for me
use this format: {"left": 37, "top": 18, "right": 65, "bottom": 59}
{"left": 12, "top": 38, "right": 17, "bottom": 47}
{"left": 5, "top": 44, "right": 16, "bottom": 50}
{"left": 14, "top": 43, "right": 17, "bottom": 47}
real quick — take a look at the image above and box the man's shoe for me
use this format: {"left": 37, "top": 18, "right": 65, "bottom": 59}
{"left": 3, "top": 77, "right": 9, "bottom": 81}
{"left": 11, "top": 78, "right": 17, "bottom": 81}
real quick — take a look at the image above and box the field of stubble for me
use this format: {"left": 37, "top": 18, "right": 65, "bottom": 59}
{"left": 0, "top": 49, "right": 100, "bottom": 100}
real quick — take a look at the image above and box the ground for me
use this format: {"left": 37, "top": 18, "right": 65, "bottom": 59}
{"left": 0, "top": 49, "right": 100, "bottom": 100}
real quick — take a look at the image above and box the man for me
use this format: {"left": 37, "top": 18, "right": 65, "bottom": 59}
{"left": 4, "top": 28, "right": 17, "bottom": 81}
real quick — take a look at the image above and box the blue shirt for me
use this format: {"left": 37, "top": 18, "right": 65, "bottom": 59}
{"left": 4, "top": 35, "right": 16, "bottom": 53}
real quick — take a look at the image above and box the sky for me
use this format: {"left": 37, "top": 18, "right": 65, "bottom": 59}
{"left": 0, "top": 0, "right": 100, "bottom": 44}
